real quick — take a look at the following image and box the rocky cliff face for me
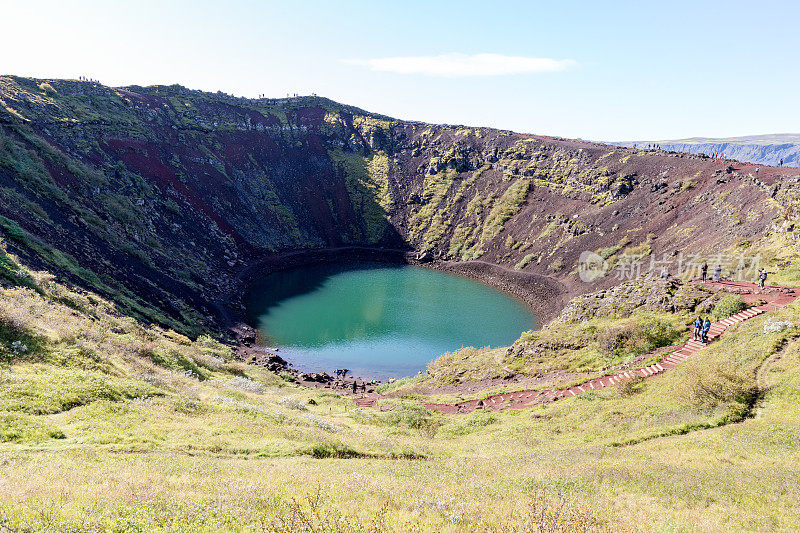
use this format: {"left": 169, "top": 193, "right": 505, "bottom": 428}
{"left": 2, "top": 75, "right": 800, "bottom": 335}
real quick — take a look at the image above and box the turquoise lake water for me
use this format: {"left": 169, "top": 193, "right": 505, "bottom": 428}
{"left": 245, "top": 263, "right": 537, "bottom": 380}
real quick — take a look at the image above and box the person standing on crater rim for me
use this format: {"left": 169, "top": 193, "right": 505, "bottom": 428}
{"left": 759, "top": 268, "right": 768, "bottom": 290}
{"left": 701, "top": 262, "right": 708, "bottom": 283}
{"left": 713, "top": 264, "right": 722, "bottom": 283}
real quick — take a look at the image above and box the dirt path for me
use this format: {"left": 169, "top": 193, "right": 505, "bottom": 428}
{"left": 754, "top": 328, "right": 797, "bottom": 394}
{"left": 756, "top": 346, "right": 787, "bottom": 391}
{"left": 355, "top": 281, "right": 798, "bottom": 414}
{"left": 753, "top": 338, "right": 796, "bottom": 418}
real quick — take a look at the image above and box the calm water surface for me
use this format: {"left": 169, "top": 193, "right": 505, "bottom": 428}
{"left": 245, "top": 263, "right": 537, "bottom": 380}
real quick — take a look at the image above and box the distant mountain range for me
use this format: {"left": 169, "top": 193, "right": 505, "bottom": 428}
{"left": 610, "top": 134, "right": 800, "bottom": 167}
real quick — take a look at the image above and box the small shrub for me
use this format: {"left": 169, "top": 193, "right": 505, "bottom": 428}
{"left": 195, "top": 334, "right": 234, "bottom": 360}
{"left": 598, "top": 239, "right": 631, "bottom": 260}
{"left": 681, "top": 361, "right": 758, "bottom": 409}
{"left": 139, "top": 374, "right": 165, "bottom": 387}
{"left": 347, "top": 407, "right": 376, "bottom": 422}
{"left": 514, "top": 253, "right": 536, "bottom": 270}
{"left": 598, "top": 324, "right": 635, "bottom": 355}
{"left": 164, "top": 330, "right": 192, "bottom": 345}
{"left": 0, "top": 250, "right": 36, "bottom": 289}
{"left": 220, "top": 361, "right": 247, "bottom": 375}
{"left": 385, "top": 404, "right": 440, "bottom": 438}
{"left": 302, "top": 414, "right": 341, "bottom": 432}
{"left": 213, "top": 395, "right": 263, "bottom": 412}
{"left": 0, "top": 313, "right": 41, "bottom": 362}
{"left": 0, "top": 216, "right": 29, "bottom": 243}
{"left": 264, "top": 489, "right": 389, "bottom": 532}
{"left": 195, "top": 353, "right": 225, "bottom": 369}
{"left": 712, "top": 294, "right": 747, "bottom": 320}
{"left": 617, "top": 375, "right": 645, "bottom": 397}
{"left": 278, "top": 396, "right": 306, "bottom": 410}
{"left": 38, "top": 82, "right": 57, "bottom": 95}
{"left": 279, "top": 371, "right": 296, "bottom": 382}
{"left": 764, "top": 319, "right": 795, "bottom": 334}
{"left": 638, "top": 316, "right": 682, "bottom": 347}
{"left": 225, "top": 376, "right": 266, "bottom": 394}
{"left": 173, "top": 397, "right": 205, "bottom": 414}
{"left": 304, "top": 442, "right": 365, "bottom": 459}
{"left": 598, "top": 317, "right": 681, "bottom": 358}
{"left": 138, "top": 345, "right": 207, "bottom": 381}
{"left": 696, "top": 293, "right": 722, "bottom": 314}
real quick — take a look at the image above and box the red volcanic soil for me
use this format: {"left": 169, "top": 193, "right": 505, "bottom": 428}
{"left": 106, "top": 137, "right": 249, "bottom": 246}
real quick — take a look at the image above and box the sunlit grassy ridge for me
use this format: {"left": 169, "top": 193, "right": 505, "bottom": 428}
{"left": 423, "top": 280, "right": 723, "bottom": 387}
{"left": 1, "top": 244, "right": 800, "bottom": 531}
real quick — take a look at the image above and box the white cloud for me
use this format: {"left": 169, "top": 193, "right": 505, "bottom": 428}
{"left": 342, "top": 53, "right": 576, "bottom": 77}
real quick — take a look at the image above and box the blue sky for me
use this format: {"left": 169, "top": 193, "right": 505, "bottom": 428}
{"left": 2, "top": 0, "right": 798, "bottom": 140}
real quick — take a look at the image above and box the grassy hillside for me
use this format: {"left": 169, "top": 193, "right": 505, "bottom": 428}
{"left": 2, "top": 247, "right": 800, "bottom": 531}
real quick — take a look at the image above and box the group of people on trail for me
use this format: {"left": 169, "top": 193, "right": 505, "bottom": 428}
{"left": 693, "top": 316, "right": 712, "bottom": 344}
{"left": 351, "top": 379, "right": 379, "bottom": 394}
{"left": 699, "top": 263, "right": 723, "bottom": 283}
{"left": 335, "top": 369, "right": 378, "bottom": 394}
{"left": 691, "top": 265, "right": 771, "bottom": 344}
{"left": 700, "top": 263, "right": 768, "bottom": 289}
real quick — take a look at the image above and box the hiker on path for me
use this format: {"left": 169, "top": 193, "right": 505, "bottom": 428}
{"left": 352, "top": 380, "right": 357, "bottom": 394}
{"left": 759, "top": 268, "right": 768, "bottom": 290}
{"left": 701, "top": 263, "right": 708, "bottom": 283}
{"left": 702, "top": 317, "right": 711, "bottom": 343}
{"left": 713, "top": 265, "right": 722, "bottom": 282}
{"left": 693, "top": 316, "right": 702, "bottom": 341}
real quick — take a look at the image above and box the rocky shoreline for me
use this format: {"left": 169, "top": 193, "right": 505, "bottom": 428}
{"left": 224, "top": 247, "right": 571, "bottom": 390}
{"left": 234, "top": 344, "right": 383, "bottom": 393}
{"left": 424, "top": 258, "right": 570, "bottom": 324}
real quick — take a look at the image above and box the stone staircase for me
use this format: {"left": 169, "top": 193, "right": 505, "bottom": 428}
{"left": 423, "top": 306, "right": 768, "bottom": 414}
{"left": 659, "top": 307, "right": 764, "bottom": 369}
